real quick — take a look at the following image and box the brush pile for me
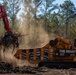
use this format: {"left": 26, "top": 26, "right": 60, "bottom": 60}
{"left": 0, "top": 32, "right": 19, "bottom": 52}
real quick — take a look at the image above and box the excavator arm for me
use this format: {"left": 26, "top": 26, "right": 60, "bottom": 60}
{"left": 0, "top": 5, "right": 11, "bottom": 33}
{"left": 0, "top": 5, "right": 19, "bottom": 51}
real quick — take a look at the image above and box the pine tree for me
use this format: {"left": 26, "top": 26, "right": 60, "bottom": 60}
{"left": 60, "top": 0, "right": 76, "bottom": 38}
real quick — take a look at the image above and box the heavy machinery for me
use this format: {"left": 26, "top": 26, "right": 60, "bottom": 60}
{"left": 14, "top": 36, "right": 76, "bottom": 68}
{"left": 1, "top": 5, "right": 76, "bottom": 68}
{"left": 0, "top": 5, "right": 19, "bottom": 51}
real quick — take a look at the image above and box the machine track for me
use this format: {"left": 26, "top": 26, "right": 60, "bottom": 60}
{"left": 38, "top": 61, "right": 76, "bottom": 69}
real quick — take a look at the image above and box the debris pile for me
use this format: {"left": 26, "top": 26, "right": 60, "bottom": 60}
{"left": 0, "top": 33, "right": 19, "bottom": 52}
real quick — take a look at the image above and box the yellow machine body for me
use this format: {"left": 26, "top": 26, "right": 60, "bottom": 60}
{"left": 14, "top": 36, "right": 76, "bottom": 64}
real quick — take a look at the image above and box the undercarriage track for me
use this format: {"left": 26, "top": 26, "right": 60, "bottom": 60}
{"left": 38, "top": 61, "right": 76, "bottom": 69}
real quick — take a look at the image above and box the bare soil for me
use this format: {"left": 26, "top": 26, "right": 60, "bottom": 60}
{"left": 0, "top": 62, "right": 76, "bottom": 75}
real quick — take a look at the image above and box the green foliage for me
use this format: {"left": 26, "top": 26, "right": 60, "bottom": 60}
{"left": 37, "top": 0, "right": 58, "bottom": 34}
{"left": 2, "top": 0, "right": 20, "bottom": 32}
{"left": 36, "top": 0, "right": 76, "bottom": 40}
{"left": 20, "top": 0, "right": 76, "bottom": 43}
{"left": 60, "top": 0, "right": 76, "bottom": 38}
{"left": 2, "top": 0, "right": 20, "bottom": 19}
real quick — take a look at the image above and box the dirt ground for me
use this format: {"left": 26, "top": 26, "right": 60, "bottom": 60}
{"left": 0, "top": 62, "right": 76, "bottom": 75}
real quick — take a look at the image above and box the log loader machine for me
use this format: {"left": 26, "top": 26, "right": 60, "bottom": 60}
{"left": 0, "top": 5, "right": 19, "bottom": 51}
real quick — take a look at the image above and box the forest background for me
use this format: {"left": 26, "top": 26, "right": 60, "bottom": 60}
{"left": 0, "top": 0, "right": 76, "bottom": 48}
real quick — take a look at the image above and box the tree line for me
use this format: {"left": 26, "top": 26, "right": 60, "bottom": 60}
{"left": 21, "top": 0, "right": 76, "bottom": 40}
{"left": 0, "top": 0, "right": 76, "bottom": 41}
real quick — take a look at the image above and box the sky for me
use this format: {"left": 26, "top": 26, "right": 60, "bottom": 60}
{"left": 55, "top": 0, "right": 76, "bottom": 6}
